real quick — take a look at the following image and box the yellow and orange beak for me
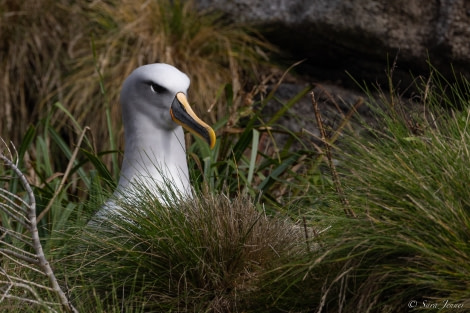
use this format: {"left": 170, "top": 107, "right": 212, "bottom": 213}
{"left": 170, "top": 92, "right": 216, "bottom": 149}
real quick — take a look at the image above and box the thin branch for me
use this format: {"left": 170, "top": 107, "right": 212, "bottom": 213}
{"left": 0, "top": 203, "right": 30, "bottom": 226}
{"left": 0, "top": 138, "right": 16, "bottom": 165}
{"left": 0, "top": 153, "right": 78, "bottom": 313}
{"left": 0, "top": 294, "right": 59, "bottom": 313}
{"left": 37, "top": 126, "right": 90, "bottom": 223}
{"left": 0, "top": 240, "right": 37, "bottom": 258}
{"left": 1, "top": 276, "right": 58, "bottom": 294}
{"left": 0, "top": 227, "right": 34, "bottom": 247}
{"left": 0, "top": 250, "right": 46, "bottom": 276}
{"left": 328, "top": 97, "right": 364, "bottom": 145}
{"left": 0, "top": 188, "right": 30, "bottom": 213}
{"left": 0, "top": 282, "right": 12, "bottom": 303}
{"left": 0, "top": 248, "right": 39, "bottom": 265}
{"left": 311, "top": 92, "right": 356, "bottom": 218}
{"left": 0, "top": 267, "right": 58, "bottom": 313}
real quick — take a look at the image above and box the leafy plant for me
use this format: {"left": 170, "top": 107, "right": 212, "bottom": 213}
{"left": 188, "top": 72, "right": 328, "bottom": 213}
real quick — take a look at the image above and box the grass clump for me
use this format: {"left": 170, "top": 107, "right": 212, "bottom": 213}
{"left": 272, "top": 69, "right": 470, "bottom": 312}
{"left": 64, "top": 186, "right": 303, "bottom": 312}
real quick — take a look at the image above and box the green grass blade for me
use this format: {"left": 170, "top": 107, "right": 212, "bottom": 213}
{"left": 258, "top": 153, "right": 299, "bottom": 192}
{"left": 17, "top": 125, "right": 36, "bottom": 164}
{"left": 54, "top": 101, "right": 83, "bottom": 133}
{"left": 266, "top": 85, "right": 312, "bottom": 126}
{"left": 80, "top": 149, "right": 117, "bottom": 190}
{"left": 247, "top": 129, "right": 259, "bottom": 186}
{"left": 47, "top": 127, "right": 88, "bottom": 185}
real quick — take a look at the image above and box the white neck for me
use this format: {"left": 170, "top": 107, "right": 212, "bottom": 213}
{"left": 116, "top": 125, "right": 191, "bottom": 200}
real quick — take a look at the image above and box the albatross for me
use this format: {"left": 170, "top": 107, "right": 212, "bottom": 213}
{"left": 93, "top": 63, "right": 216, "bottom": 220}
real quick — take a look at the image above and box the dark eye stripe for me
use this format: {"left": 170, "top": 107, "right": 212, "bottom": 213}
{"left": 150, "top": 83, "right": 167, "bottom": 93}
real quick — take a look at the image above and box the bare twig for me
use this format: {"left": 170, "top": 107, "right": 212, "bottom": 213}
{"left": 0, "top": 203, "right": 30, "bottom": 226}
{"left": 311, "top": 92, "right": 356, "bottom": 218}
{"left": 328, "top": 97, "right": 364, "bottom": 145}
{"left": 1, "top": 268, "right": 58, "bottom": 293}
{"left": 0, "top": 188, "right": 31, "bottom": 213}
{"left": 0, "top": 137, "right": 16, "bottom": 165}
{"left": 0, "top": 151, "right": 78, "bottom": 313}
{"left": 0, "top": 227, "right": 33, "bottom": 247}
{"left": 0, "top": 248, "right": 39, "bottom": 265}
{"left": 37, "top": 126, "right": 91, "bottom": 223}
{"left": 0, "top": 267, "right": 60, "bottom": 313}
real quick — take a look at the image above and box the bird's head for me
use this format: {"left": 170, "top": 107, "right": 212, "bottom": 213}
{"left": 120, "top": 63, "right": 216, "bottom": 148}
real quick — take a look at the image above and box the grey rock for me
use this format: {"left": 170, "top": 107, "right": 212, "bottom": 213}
{"left": 196, "top": 0, "right": 470, "bottom": 83}
{"left": 260, "top": 81, "right": 367, "bottom": 151}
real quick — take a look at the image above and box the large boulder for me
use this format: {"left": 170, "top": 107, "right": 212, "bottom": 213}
{"left": 196, "top": 0, "right": 470, "bottom": 85}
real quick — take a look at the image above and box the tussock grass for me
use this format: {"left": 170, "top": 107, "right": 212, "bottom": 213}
{"left": 272, "top": 70, "right": 470, "bottom": 312}
{"left": 65, "top": 188, "right": 303, "bottom": 312}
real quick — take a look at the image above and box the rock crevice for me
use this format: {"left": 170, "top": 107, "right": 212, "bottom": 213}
{"left": 196, "top": 0, "right": 470, "bottom": 83}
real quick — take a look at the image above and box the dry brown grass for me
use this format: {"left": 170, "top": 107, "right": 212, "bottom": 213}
{"left": 0, "top": 0, "right": 74, "bottom": 143}
{"left": 1, "top": 0, "right": 274, "bottom": 153}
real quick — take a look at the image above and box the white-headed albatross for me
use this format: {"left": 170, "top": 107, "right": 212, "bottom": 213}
{"left": 93, "top": 63, "right": 216, "bottom": 221}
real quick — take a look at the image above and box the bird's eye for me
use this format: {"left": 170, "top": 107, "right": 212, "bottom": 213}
{"left": 150, "top": 83, "right": 167, "bottom": 94}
